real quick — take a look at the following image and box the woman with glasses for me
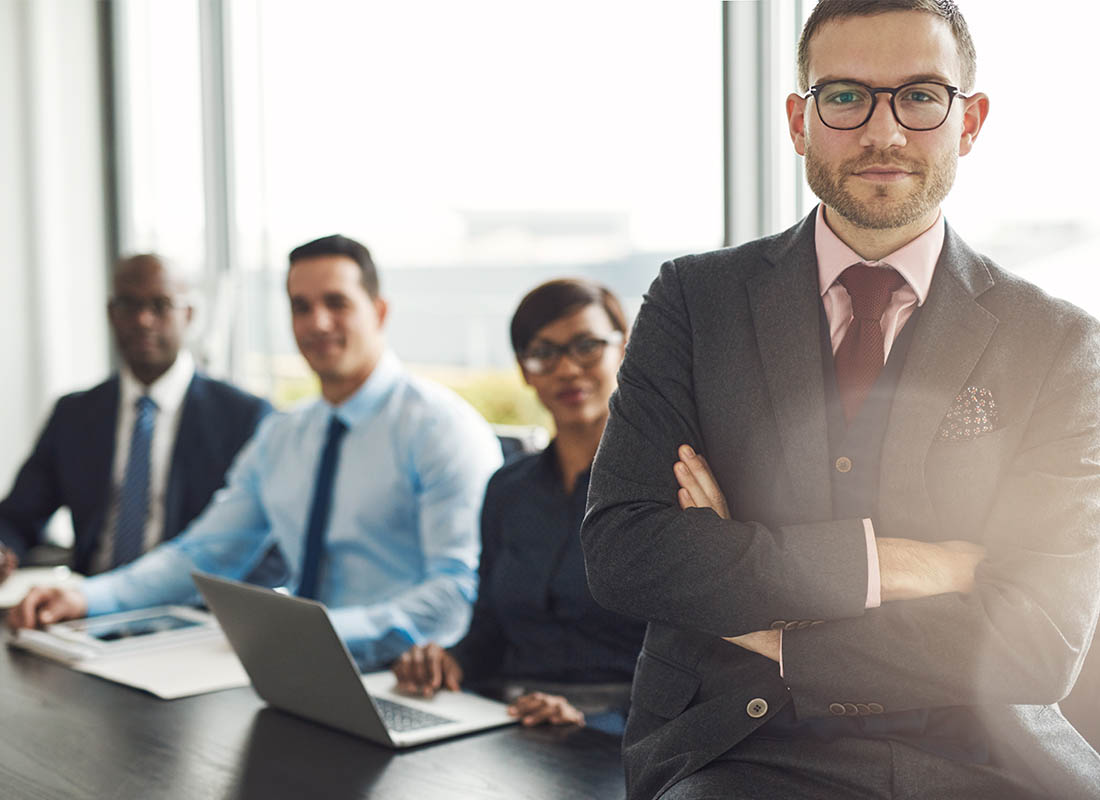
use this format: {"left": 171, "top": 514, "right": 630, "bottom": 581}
{"left": 392, "top": 278, "right": 646, "bottom": 730}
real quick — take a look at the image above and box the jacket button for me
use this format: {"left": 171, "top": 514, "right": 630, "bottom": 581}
{"left": 856, "top": 703, "right": 871, "bottom": 716}
{"left": 868, "top": 702, "right": 884, "bottom": 714}
{"left": 843, "top": 703, "right": 859, "bottom": 716}
{"left": 829, "top": 703, "right": 846, "bottom": 716}
{"left": 770, "top": 620, "right": 787, "bottom": 630}
{"left": 835, "top": 456, "right": 853, "bottom": 473}
{"left": 746, "top": 698, "right": 768, "bottom": 718}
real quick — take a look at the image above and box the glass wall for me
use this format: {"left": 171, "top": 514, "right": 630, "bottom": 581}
{"left": 228, "top": 1, "right": 723, "bottom": 414}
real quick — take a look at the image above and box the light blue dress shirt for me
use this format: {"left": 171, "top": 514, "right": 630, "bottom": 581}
{"left": 81, "top": 351, "right": 503, "bottom": 668}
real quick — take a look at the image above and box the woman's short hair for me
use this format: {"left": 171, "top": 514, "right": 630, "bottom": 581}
{"left": 510, "top": 278, "right": 628, "bottom": 357}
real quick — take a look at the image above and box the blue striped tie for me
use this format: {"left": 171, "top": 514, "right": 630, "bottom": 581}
{"left": 112, "top": 395, "right": 157, "bottom": 568}
{"left": 297, "top": 414, "right": 350, "bottom": 599}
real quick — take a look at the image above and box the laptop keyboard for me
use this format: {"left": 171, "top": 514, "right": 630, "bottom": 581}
{"left": 374, "top": 697, "right": 456, "bottom": 732}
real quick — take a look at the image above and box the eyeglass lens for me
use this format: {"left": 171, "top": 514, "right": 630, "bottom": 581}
{"left": 110, "top": 296, "right": 180, "bottom": 317}
{"left": 815, "top": 81, "right": 954, "bottom": 131}
{"left": 522, "top": 336, "right": 616, "bottom": 374}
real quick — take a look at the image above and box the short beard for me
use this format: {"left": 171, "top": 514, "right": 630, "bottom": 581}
{"left": 805, "top": 145, "right": 956, "bottom": 230}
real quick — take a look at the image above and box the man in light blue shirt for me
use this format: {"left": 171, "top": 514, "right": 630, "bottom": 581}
{"left": 9, "top": 235, "right": 503, "bottom": 668}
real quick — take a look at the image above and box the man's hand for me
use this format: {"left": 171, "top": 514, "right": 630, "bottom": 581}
{"left": 877, "top": 537, "right": 987, "bottom": 602}
{"left": 507, "top": 692, "right": 586, "bottom": 727}
{"left": 0, "top": 546, "right": 17, "bottom": 585}
{"left": 674, "top": 444, "right": 730, "bottom": 519}
{"left": 6, "top": 586, "right": 88, "bottom": 630}
{"left": 722, "top": 629, "right": 781, "bottom": 663}
{"left": 392, "top": 642, "right": 463, "bottom": 698}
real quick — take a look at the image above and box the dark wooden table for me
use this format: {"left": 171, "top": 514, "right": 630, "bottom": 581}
{"left": 0, "top": 636, "right": 626, "bottom": 800}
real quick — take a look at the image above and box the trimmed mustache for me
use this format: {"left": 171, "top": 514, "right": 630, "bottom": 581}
{"left": 843, "top": 154, "right": 924, "bottom": 173}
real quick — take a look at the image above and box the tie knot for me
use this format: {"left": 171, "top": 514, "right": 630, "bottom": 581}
{"left": 838, "top": 264, "right": 906, "bottom": 321}
{"left": 136, "top": 395, "right": 157, "bottom": 415}
{"left": 326, "top": 414, "right": 349, "bottom": 441}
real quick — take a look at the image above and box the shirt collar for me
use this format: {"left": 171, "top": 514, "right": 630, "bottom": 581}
{"left": 537, "top": 439, "right": 592, "bottom": 491}
{"left": 119, "top": 350, "right": 195, "bottom": 414}
{"left": 323, "top": 349, "right": 402, "bottom": 429}
{"left": 814, "top": 204, "right": 943, "bottom": 305}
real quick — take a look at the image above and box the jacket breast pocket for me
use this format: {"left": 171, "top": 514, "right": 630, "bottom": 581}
{"left": 631, "top": 650, "right": 701, "bottom": 720}
{"left": 924, "top": 422, "right": 1017, "bottom": 538}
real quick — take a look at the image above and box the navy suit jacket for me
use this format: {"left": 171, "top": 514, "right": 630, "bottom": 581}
{"left": 0, "top": 372, "right": 272, "bottom": 574}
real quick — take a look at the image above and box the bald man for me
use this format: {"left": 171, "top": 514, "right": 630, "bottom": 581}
{"left": 0, "top": 254, "right": 272, "bottom": 581}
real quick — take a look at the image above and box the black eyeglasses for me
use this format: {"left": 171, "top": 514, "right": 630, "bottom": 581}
{"left": 805, "top": 80, "right": 967, "bottom": 131}
{"left": 521, "top": 331, "right": 624, "bottom": 375}
{"left": 109, "top": 296, "right": 187, "bottom": 318}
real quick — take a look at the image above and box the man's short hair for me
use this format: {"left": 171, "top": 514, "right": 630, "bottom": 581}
{"left": 288, "top": 234, "right": 380, "bottom": 298}
{"left": 510, "top": 278, "right": 628, "bottom": 357}
{"left": 797, "top": 0, "right": 977, "bottom": 93}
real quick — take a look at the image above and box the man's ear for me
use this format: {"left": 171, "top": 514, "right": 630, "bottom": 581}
{"left": 786, "top": 93, "right": 808, "bottom": 156}
{"left": 958, "top": 92, "right": 989, "bottom": 156}
{"left": 374, "top": 296, "right": 388, "bottom": 327}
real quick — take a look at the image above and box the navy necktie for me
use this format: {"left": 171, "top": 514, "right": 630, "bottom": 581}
{"left": 297, "top": 414, "right": 350, "bottom": 599}
{"left": 112, "top": 395, "right": 158, "bottom": 568}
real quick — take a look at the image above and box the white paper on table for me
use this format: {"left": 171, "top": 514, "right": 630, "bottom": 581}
{"left": 74, "top": 634, "right": 251, "bottom": 699}
{"left": 0, "top": 566, "right": 83, "bottom": 608}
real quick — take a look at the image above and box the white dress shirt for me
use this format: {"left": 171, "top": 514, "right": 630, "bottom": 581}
{"left": 92, "top": 350, "right": 196, "bottom": 573}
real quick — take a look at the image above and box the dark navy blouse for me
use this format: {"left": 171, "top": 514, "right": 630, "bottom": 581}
{"left": 449, "top": 443, "right": 646, "bottom": 684}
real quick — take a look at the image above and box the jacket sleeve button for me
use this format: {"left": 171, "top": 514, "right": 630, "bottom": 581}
{"left": 746, "top": 698, "right": 769, "bottom": 718}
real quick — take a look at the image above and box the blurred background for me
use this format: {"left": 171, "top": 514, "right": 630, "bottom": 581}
{"left": 2, "top": 0, "right": 1098, "bottom": 491}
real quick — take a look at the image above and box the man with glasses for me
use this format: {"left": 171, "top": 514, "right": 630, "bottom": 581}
{"left": 9, "top": 235, "right": 503, "bottom": 672}
{"left": 582, "top": 1, "right": 1100, "bottom": 797}
{"left": 0, "top": 254, "right": 272, "bottom": 583}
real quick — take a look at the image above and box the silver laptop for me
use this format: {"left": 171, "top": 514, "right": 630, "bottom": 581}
{"left": 192, "top": 572, "right": 516, "bottom": 747}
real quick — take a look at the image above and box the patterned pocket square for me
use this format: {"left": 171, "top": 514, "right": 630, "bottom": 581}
{"left": 937, "top": 386, "right": 999, "bottom": 441}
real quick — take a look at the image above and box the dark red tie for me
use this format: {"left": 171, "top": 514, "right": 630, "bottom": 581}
{"left": 834, "top": 264, "right": 906, "bottom": 423}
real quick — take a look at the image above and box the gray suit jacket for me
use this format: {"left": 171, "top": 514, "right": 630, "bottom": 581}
{"left": 581, "top": 212, "right": 1100, "bottom": 799}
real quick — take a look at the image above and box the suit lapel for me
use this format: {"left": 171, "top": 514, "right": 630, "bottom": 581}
{"left": 879, "top": 225, "right": 998, "bottom": 529}
{"left": 747, "top": 216, "right": 833, "bottom": 520}
{"left": 164, "top": 374, "right": 202, "bottom": 541}
{"left": 78, "top": 378, "right": 120, "bottom": 569}
{"left": 89, "top": 379, "right": 120, "bottom": 494}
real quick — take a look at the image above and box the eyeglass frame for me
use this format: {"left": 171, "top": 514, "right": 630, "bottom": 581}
{"left": 803, "top": 79, "right": 969, "bottom": 132}
{"left": 520, "top": 330, "right": 624, "bottom": 375}
{"left": 108, "top": 295, "right": 190, "bottom": 318}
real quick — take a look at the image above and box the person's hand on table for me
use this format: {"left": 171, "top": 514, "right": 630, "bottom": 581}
{"left": 508, "top": 692, "right": 586, "bottom": 727}
{"left": 6, "top": 586, "right": 88, "bottom": 630}
{"left": 0, "top": 546, "right": 17, "bottom": 584}
{"left": 392, "top": 642, "right": 464, "bottom": 698}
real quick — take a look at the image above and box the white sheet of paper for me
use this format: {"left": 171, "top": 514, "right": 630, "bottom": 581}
{"left": 74, "top": 634, "right": 251, "bottom": 699}
{"left": 0, "top": 567, "right": 83, "bottom": 608}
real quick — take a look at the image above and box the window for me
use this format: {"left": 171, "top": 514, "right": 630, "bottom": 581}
{"left": 114, "top": 1, "right": 722, "bottom": 420}
{"left": 228, "top": 1, "right": 722, "bottom": 414}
